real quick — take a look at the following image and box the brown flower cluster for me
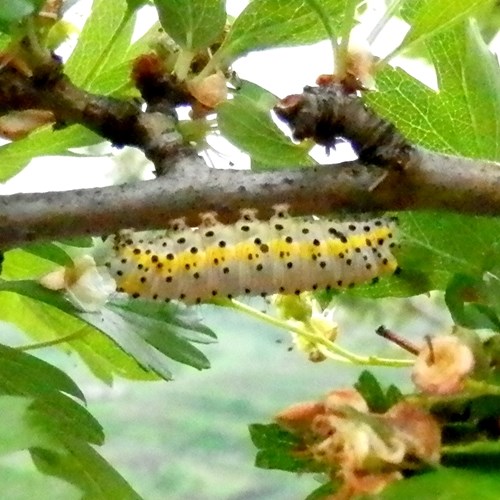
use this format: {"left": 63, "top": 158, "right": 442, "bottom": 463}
{"left": 275, "top": 389, "right": 441, "bottom": 499}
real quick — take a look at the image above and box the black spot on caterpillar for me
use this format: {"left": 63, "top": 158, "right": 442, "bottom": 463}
{"left": 106, "top": 214, "right": 399, "bottom": 304}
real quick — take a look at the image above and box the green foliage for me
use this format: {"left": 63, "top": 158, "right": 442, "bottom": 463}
{"left": 0, "top": 0, "right": 45, "bottom": 34}
{"left": 367, "top": 21, "right": 500, "bottom": 159}
{"left": 249, "top": 423, "right": 324, "bottom": 473}
{"left": 154, "top": 0, "right": 226, "bottom": 51}
{"left": 354, "top": 370, "right": 403, "bottom": 413}
{"left": 31, "top": 440, "right": 141, "bottom": 500}
{"left": 0, "top": 280, "right": 215, "bottom": 380}
{"left": 218, "top": 80, "right": 315, "bottom": 169}
{"left": 381, "top": 468, "right": 500, "bottom": 500}
{"left": 399, "top": 0, "right": 492, "bottom": 53}
{"left": 217, "top": 0, "right": 347, "bottom": 63}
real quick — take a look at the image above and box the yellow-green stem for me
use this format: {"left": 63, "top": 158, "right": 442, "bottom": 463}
{"left": 16, "top": 329, "right": 89, "bottom": 351}
{"left": 216, "top": 298, "right": 413, "bottom": 368}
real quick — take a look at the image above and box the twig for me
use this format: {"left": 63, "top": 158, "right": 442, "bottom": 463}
{"left": 1, "top": 64, "right": 500, "bottom": 249}
{"left": 1, "top": 147, "right": 500, "bottom": 248}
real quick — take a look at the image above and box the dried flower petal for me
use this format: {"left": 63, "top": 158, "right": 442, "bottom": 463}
{"left": 412, "top": 335, "right": 475, "bottom": 395}
{"left": 40, "top": 255, "right": 116, "bottom": 312}
{"left": 325, "top": 389, "right": 369, "bottom": 415}
{"left": 275, "top": 401, "right": 325, "bottom": 433}
{"left": 385, "top": 402, "right": 441, "bottom": 464}
{"left": 188, "top": 71, "right": 228, "bottom": 108}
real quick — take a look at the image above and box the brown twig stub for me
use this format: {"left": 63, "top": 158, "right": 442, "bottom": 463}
{"left": 376, "top": 325, "right": 420, "bottom": 356}
{"left": 274, "top": 84, "right": 415, "bottom": 170}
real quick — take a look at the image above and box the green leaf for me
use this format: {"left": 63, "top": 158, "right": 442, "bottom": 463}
{"left": 380, "top": 467, "right": 500, "bottom": 500}
{"left": 0, "top": 342, "right": 84, "bottom": 401}
{"left": 367, "top": 20, "right": 500, "bottom": 160}
{"left": 0, "top": 344, "right": 104, "bottom": 447}
{"left": 0, "top": 281, "right": 160, "bottom": 383}
{"left": 249, "top": 423, "right": 323, "bottom": 473}
{"left": 0, "top": 396, "right": 62, "bottom": 455}
{"left": 399, "top": 213, "right": 500, "bottom": 292}
{"left": 30, "top": 393, "right": 104, "bottom": 446}
{"left": 110, "top": 297, "right": 217, "bottom": 342}
{"left": 1, "top": 248, "right": 61, "bottom": 279}
{"left": 64, "top": 0, "right": 137, "bottom": 92}
{"left": 0, "top": 0, "right": 45, "bottom": 33}
{"left": 305, "top": 482, "right": 337, "bottom": 500}
{"left": 399, "top": 0, "right": 491, "bottom": 51}
{"left": 154, "top": 0, "right": 226, "bottom": 50}
{"left": 0, "top": 125, "right": 100, "bottom": 182}
{"left": 1, "top": 280, "right": 175, "bottom": 379}
{"left": 105, "top": 298, "right": 214, "bottom": 370}
{"left": 22, "top": 243, "right": 73, "bottom": 267}
{"left": 385, "top": 384, "right": 404, "bottom": 408}
{"left": 126, "top": 0, "right": 149, "bottom": 11}
{"left": 59, "top": 237, "right": 94, "bottom": 248}
{"left": 31, "top": 438, "right": 142, "bottom": 500}
{"left": 444, "top": 440, "right": 500, "bottom": 469}
{"left": 218, "top": 0, "right": 347, "bottom": 63}
{"left": 218, "top": 80, "right": 314, "bottom": 169}
{"left": 445, "top": 274, "right": 500, "bottom": 330}
{"left": 354, "top": 370, "right": 387, "bottom": 413}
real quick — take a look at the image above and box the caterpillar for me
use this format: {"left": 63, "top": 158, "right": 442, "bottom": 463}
{"left": 105, "top": 211, "right": 398, "bottom": 304}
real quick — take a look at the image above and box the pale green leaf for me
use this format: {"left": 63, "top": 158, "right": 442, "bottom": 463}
{"left": 0, "top": 125, "right": 100, "bottom": 182}
{"left": 1, "top": 248, "right": 62, "bottom": 279}
{"left": 154, "top": 0, "right": 226, "bottom": 50}
{"left": 31, "top": 438, "right": 142, "bottom": 500}
{"left": 0, "top": 396, "right": 61, "bottom": 455}
{"left": 400, "top": 0, "right": 492, "bottom": 50}
{"left": 367, "top": 20, "right": 500, "bottom": 160}
{"left": 64, "top": 0, "right": 136, "bottom": 92}
{"left": 0, "top": 286, "right": 158, "bottom": 384}
{"left": 218, "top": 80, "right": 314, "bottom": 169}
{"left": 218, "top": 0, "right": 346, "bottom": 62}
{"left": 107, "top": 299, "right": 215, "bottom": 369}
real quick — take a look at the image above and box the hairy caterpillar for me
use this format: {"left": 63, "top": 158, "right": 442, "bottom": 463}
{"left": 105, "top": 212, "right": 398, "bottom": 304}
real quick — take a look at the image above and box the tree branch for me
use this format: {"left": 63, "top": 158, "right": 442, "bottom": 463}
{"left": 0, "top": 54, "right": 499, "bottom": 250}
{"left": 1, "top": 147, "right": 499, "bottom": 249}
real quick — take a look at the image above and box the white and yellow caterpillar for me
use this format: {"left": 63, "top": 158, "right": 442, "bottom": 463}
{"left": 104, "top": 210, "right": 398, "bottom": 304}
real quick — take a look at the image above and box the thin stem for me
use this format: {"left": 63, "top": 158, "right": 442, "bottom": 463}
{"left": 305, "top": 0, "right": 338, "bottom": 74}
{"left": 335, "top": 0, "right": 358, "bottom": 76}
{"left": 193, "top": 49, "right": 224, "bottom": 81}
{"left": 367, "top": 0, "right": 403, "bottom": 45}
{"left": 217, "top": 298, "right": 413, "bottom": 368}
{"left": 25, "top": 17, "right": 51, "bottom": 63}
{"left": 16, "top": 329, "right": 90, "bottom": 351}
{"left": 376, "top": 325, "right": 420, "bottom": 355}
{"left": 173, "top": 49, "right": 195, "bottom": 81}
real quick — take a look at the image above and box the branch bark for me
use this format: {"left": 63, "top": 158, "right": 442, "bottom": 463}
{"left": 1, "top": 147, "right": 500, "bottom": 249}
{"left": 0, "top": 54, "right": 499, "bottom": 249}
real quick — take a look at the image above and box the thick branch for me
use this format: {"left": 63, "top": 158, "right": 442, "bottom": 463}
{"left": 0, "top": 57, "right": 499, "bottom": 249}
{"left": 0, "top": 56, "right": 186, "bottom": 168}
{"left": 1, "top": 148, "right": 499, "bottom": 249}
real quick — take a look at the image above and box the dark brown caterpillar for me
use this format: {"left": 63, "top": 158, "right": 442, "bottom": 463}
{"left": 274, "top": 84, "right": 413, "bottom": 170}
